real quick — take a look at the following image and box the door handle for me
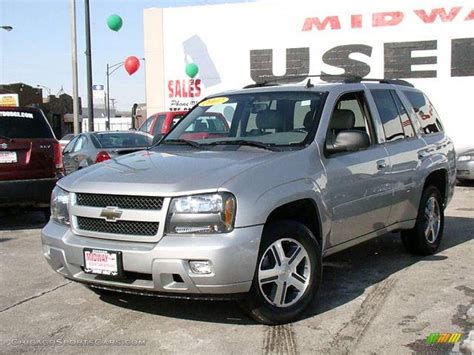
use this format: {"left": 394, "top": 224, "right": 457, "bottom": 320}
{"left": 376, "top": 160, "right": 387, "bottom": 170}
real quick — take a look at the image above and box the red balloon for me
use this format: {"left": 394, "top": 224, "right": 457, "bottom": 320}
{"left": 124, "top": 56, "right": 140, "bottom": 75}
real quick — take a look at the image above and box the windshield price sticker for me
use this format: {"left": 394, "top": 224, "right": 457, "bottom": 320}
{"left": 0, "top": 111, "right": 34, "bottom": 119}
{"left": 199, "top": 97, "right": 229, "bottom": 107}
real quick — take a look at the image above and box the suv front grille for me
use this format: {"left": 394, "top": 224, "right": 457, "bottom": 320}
{"left": 76, "top": 193, "right": 163, "bottom": 210}
{"left": 77, "top": 217, "right": 159, "bottom": 236}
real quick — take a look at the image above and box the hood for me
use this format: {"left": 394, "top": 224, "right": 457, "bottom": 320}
{"left": 58, "top": 146, "right": 288, "bottom": 196}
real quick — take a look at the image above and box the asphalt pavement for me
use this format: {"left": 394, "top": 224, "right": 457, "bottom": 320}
{"left": 0, "top": 187, "right": 473, "bottom": 354}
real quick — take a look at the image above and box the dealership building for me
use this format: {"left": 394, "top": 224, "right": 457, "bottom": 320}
{"left": 143, "top": 0, "right": 473, "bottom": 150}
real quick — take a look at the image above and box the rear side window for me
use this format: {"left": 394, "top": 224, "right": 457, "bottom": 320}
{"left": 0, "top": 110, "right": 54, "bottom": 139}
{"left": 371, "top": 90, "right": 405, "bottom": 142}
{"left": 392, "top": 92, "right": 415, "bottom": 138}
{"left": 403, "top": 91, "right": 443, "bottom": 134}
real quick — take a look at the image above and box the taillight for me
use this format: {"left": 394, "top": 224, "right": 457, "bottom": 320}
{"left": 96, "top": 151, "right": 111, "bottom": 163}
{"left": 53, "top": 142, "right": 63, "bottom": 172}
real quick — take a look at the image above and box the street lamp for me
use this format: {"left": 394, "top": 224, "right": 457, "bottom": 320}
{"left": 0, "top": 26, "right": 13, "bottom": 31}
{"left": 105, "top": 58, "right": 144, "bottom": 130}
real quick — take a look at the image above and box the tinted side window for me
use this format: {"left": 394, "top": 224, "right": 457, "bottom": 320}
{"left": 0, "top": 110, "right": 54, "bottom": 139}
{"left": 152, "top": 115, "right": 166, "bottom": 135}
{"left": 371, "top": 90, "right": 405, "bottom": 142}
{"left": 403, "top": 91, "right": 443, "bottom": 134}
{"left": 392, "top": 92, "right": 415, "bottom": 138}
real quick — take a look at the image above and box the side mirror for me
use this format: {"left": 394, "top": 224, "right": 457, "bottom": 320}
{"left": 152, "top": 134, "right": 165, "bottom": 146}
{"left": 326, "top": 130, "right": 370, "bottom": 154}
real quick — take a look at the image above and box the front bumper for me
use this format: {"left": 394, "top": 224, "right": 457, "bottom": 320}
{"left": 0, "top": 177, "right": 58, "bottom": 208}
{"left": 457, "top": 160, "right": 474, "bottom": 181}
{"left": 41, "top": 221, "right": 263, "bottom": 296}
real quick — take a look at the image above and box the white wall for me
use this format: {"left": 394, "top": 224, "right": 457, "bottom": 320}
{"left": 144, "top": 0, "right": 474, "bottom": 150}
{"left": 81, "top": 117, "right": 132, "bottom": 132}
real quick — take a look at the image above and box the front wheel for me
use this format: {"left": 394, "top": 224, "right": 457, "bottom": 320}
{"left": 401, "top": 185, "right": 444, "bottom": 255}
{"left": 239, "top": 220, "right": 322, "bottom": 325}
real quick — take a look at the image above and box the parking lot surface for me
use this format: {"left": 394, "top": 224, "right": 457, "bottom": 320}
{"left": 0, "top": 187, "right": 473, "bottom": 354}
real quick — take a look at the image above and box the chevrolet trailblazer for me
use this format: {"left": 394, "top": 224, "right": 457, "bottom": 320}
{"left": 41, "top": 78, "right": 456, "bottom": 324}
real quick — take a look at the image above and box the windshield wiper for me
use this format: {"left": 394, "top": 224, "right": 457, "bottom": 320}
{"left": 160, "top": 139, "right": 201, "bottom": 148}
{"left": 0, "top": 135, "right": 13, "bottom": 142}
{"left": 202, "top": 140, "right": 277, "bottom": 151}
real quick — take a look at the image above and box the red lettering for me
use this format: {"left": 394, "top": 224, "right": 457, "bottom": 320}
{"left": 195, "top": 79, "right": 201, "bottom": 97}
{"left": 189, "top": 79, "right": 195, "bottom": 98}
{"left": 302, "top": 16, "right": 341, "bottom": 31}
{"left": 414, "top": 7, "right": 462, "bottom": 23}
{"left": 351, "top": 14, "right": 363, "bottom": 28}
{"left": 182, "top": 80, "right": 188, "bottom": 97}
{"left": 175, "top": 80, "right": 181, "bottom": 98}
{"left": 168, "top": 80, "right": 174, "bottom": 98}
{"left": 465, "top": 9, "right": 474, "bottom": 21}
{"left": 373, "top": 12, "right": 404, "bottom": 27}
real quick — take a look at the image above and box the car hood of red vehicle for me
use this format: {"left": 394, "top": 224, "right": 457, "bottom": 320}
{"left": 58, "top": 147, "right": 290, "bottom": 195}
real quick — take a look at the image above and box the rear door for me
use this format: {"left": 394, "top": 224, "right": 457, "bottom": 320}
{"left": 369, "top": 88, "right": 427, "bottom": 225}
{"left": 0, "top": 109, "right": 58, "bottom": 181}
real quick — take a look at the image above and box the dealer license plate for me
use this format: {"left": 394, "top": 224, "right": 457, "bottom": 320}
{"left": 83, "top": 249, "right": 122, "bottom": 277}
{"left": 0, "top": 151, "right": 17, "bottom": 163}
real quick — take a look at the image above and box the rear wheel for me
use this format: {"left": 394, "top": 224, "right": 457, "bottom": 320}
{"left": 401, "top": 185, "right": 444, "bottom": 255}
{"left": 239, "top": 220, "right": 322, "bottom": 325}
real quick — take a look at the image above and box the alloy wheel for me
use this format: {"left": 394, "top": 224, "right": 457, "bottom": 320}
{"left": 258, "top": 238, "right": 311, "bottom": 308}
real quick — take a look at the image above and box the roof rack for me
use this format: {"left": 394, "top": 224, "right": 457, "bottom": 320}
{"left": 243, "top": 75, "right": 414, "bottom": 88}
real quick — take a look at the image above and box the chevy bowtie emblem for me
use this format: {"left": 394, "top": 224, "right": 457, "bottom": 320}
{"left": 0, "top": 143, "right": 7, "bottom": 150}
{"left": 100, "top": 207, "right": 123, "bottom": 222}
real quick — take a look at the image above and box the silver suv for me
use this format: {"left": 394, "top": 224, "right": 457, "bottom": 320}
{"left": 41, "top": 78, "right": 456, "bottom": 324}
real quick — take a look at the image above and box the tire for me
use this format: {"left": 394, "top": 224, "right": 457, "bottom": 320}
{"left": 42, "top": 208, "right": 51, "bottom": 222}
{"left": 401, "top": 185, "right": 444, "bottom": 255}
{"left": 239, "top": 220, "right": 322, "bottom": 325}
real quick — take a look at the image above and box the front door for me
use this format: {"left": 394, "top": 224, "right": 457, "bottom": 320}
{"left": 322, "top": 91, "right": 392, "bottom": 247}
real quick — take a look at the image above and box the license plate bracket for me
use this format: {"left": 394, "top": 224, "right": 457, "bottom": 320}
{"left": 83, "top": 248, "right": 123, "bottom": 278}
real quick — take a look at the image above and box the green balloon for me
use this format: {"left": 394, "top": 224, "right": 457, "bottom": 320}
{"left": 185, "top": 63, "right": 199, "bottom": 78}
{"left": 107, "top": 14, "right": 123, "bottom": 32}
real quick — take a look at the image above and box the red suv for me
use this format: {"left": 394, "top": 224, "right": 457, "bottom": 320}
{"left": 0, "top": 106, "right": 63, "bottom": 212}
{"left": 138, "top": 111, "right": 230, "bottom": 139}
{"left": 138, "top": 111, "right": 186, "bottom": 136}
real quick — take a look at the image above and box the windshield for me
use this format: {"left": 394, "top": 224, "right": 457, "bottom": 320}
{"left": 163, "top": 91, "right": 325, "bottom": 147}
{"left": 93, "top": 132, "right": 152, "bottom": 148}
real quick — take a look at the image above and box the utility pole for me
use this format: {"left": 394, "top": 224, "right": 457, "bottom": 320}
{"left": 70, "top": 0, "right": 80, "bottom": 134}
{"left": 84, "top": 0, "right": 94, "bottom": 132}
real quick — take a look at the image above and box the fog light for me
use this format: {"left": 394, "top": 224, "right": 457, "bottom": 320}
{"left": 189, "top": 261, "right": 213, "bottom": 275}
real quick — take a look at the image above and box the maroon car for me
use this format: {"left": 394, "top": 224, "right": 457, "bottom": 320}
{"left": 0, "top": 106, "right": 63, "bottom": 212}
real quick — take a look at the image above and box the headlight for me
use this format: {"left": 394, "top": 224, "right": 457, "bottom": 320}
{"left": 50, "top": 186, "right": 70, "bottom": 225}
{"left": 458, "top": 155, "right": 472, "bottom": 162}
{"left": 166, "top": 193, "right": 236, "bottom": 234}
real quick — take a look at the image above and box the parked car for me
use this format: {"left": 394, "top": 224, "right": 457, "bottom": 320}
{"left": 138, "top": 111, "right": 186, "bottom": 136}
{"left": 138, "top": 111, "right": 230, "bottom": 140}
{"left": 42, "top": 78, "right": 455, "bottom": 325}
{"left": 456, "top": 148, "right": 474, "bottom": 184}
{"left": 59, "top": 133, "right": 75, "bottom": 151}
{"left": 62, "top": 131, "right": 152, "bottom": 175}
{"left": 0, "top": 106, "right": 62, "bottom": 213}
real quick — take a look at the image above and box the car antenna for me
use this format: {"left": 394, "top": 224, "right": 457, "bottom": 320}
{"left": 305, "top": 78, "right": 314, "bottom": 88}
